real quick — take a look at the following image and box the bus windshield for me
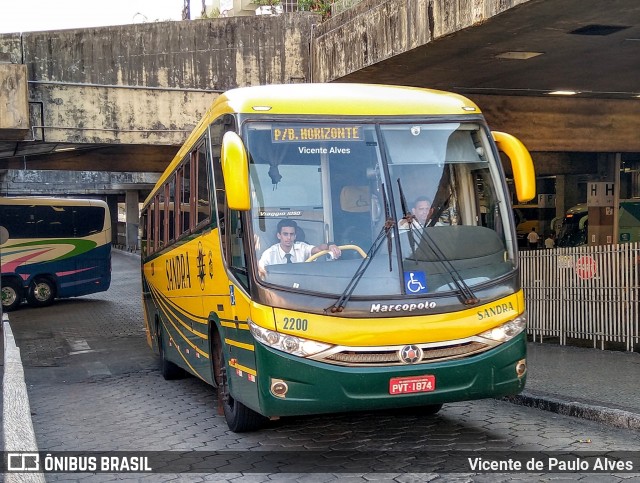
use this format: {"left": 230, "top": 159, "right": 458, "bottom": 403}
{"left": 246, "top": 121, "right": 514, "bottom": 298}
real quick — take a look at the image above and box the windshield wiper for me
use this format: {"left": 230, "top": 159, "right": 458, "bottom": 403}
{"left": 397, "top": 178, "right": 479, "bottom": 306}
{"left": 397, "top": 178, "right": 420, "bottom": 256}
{"left": 326, "top": 184, "right": 395, "bottom": 314}
{"left": 411, "top": 229, "right": 480, "bottom": 305}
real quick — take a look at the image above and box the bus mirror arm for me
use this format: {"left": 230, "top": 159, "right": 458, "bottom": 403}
{"left": 221, "top": 132, "right": 251, "bottom": 211}
{"left": 492, "top": 131, "right": 536, "bottom": 203}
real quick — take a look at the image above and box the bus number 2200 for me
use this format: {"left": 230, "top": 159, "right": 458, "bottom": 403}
{"left": 283, "top": 317, "right": 308, "bottom": 331}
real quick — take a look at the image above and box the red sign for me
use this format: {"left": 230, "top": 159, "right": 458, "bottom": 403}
{"left": 575, "top": 255, "right": 597, "bottom": 280}
{"left": 389, "top": 375, "right": 436, "bottom": 395}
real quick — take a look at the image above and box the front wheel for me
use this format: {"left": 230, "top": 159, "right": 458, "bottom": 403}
{"left": 2, "top": 279, "right": 23, "bottom": 311}
{"left": 26, "top": 277, "right": 56, "bottom": 307}
{"left": 213, "top": 331, "right": 265, "bottom": 432}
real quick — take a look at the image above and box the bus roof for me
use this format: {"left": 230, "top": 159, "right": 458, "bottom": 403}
{"left": 215, "top": 83, "right": 480, "bottom": 117}
{"left": 0, "top": 197, "right": 108, "bottom": 208}
{"left": 145, "top": 83, "right": 483, "bottom": 206}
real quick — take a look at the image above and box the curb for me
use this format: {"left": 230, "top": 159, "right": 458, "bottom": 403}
{"left": 2, "top": 313, "right": 46, "bottom": 482}
{"left": 503, "top": 391, "right": 640, "bottom": 431}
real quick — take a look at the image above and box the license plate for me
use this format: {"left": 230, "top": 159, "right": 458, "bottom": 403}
{"left": 389, "top": 375, "right": 436, "bottom": 395}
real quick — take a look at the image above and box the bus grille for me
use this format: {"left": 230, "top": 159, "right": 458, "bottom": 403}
{"left": 319, "top": 340, "right": 491, "bottom": 366}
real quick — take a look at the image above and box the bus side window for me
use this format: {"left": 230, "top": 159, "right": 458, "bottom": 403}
{"left": 141, "top": 211, "right": 148, "bottom": 256}
{"left": 195, "top": 142, "right": 210, "bottom": 228}
{"left": 158, "top": 188, "right": 166, "bottom": 248}
{"left": 182, "top": 159, "right": 192, "bottom": 234}
{"left": 167, "top": 175, "right": 176, "bottom": 243}
{"left": 153, "top": 196, "right": 160, "bottom": 251}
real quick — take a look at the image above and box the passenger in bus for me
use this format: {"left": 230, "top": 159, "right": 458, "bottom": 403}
{"left": 398, "top": 196, "right": 448, "bottom": 229}
{"left": 399, "top": 196, "right": 432, "bottom": 229}
{"left": 258, "top": 219, "right": 341, "bottom": 276}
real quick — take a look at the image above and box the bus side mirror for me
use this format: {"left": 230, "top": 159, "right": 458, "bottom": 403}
{"left": 221, "top": 132, "right": 251, "bottom": 211}
{"left": 492, "top": 131, "right": 536, "bottom": 203}
{"left": 579, "top": 215, "right": 588, "bottom": 230}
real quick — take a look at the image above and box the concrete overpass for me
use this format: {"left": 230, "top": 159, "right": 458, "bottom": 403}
{"left": 0, "top": 0, "right": 639, "bottom": 244}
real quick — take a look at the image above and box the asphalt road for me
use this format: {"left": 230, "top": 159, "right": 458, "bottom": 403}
{"left": 7, "top": 250, "right": 640, "bottom": 482}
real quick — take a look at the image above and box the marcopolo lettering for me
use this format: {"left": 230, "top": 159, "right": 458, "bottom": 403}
{"left": 477, "top": 302, "right": 514, "bottom": 320}
{"left": 370, "top": 301, "right": 437, "bottom": 313}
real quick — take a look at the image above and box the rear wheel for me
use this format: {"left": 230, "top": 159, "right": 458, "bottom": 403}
{"left": 26, "top": 277, "right": 56, "bottom": 307}
{"left": 213, "top": 331, "right": 265, "bottom": 432}
{"left": 158, "top": 324, "right": 185, "bottom": 380}
{"left": 1, "top": 279, "right": 23, "bottom": 311}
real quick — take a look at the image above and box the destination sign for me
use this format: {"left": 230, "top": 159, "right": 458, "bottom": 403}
{"left": 272, "top": 126, "right": 363, "bottom": 142}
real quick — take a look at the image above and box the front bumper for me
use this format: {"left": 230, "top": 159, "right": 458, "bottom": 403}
{"left": 253, "top": 331, "right": 527, "bottom": 417}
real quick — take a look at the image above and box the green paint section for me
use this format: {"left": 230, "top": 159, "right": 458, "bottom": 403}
{"left": 5, "top": 239, "right": 97, "bottom": 260}
{"left": 246, "top": 332, "right": 527, "bottom": 418}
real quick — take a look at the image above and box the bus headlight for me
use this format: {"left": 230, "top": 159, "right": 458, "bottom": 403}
{"left": 478, "top": 316, "right": 526, "bottom": 342}
{"left": 249, "top": 321, "right": 333, "bottom": 357}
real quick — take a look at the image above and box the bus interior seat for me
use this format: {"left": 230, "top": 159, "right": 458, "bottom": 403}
{"left": 336, "top": 186, "right": 372, "bottom": 256}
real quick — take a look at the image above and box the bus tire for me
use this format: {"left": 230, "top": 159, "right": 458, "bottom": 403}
{"left": 2, "top": 278, "right": 23, "bottom": 311}
{"left": 158, "top": 325, "right": 186, "bottom": 380}
{"left": 26, "top": 277, "right": 56, "bottom": 307}
{"left": 213, "top": 331, "right": 265, "bottom": 432}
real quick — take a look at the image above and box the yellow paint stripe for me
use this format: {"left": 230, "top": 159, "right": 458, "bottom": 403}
{"left": 225, "top": 338, "right": 255, "bottom": 352}
{"left": 165, "top": 314, "right": 210, "bottom": 359}
{"left": 229, "top": 360, "right": 257, "bottom": 377}
{"left": 221, "top": 321, "right": 237, "bottom": 329}
{"left": 237, "top": 323, "right": 250, "bottom": 331}
{"left": 154, "top": 291, "right": 208, "bottom": 339}
{"left": 151, "top": 282, "right": 209, "bottom": 326}
{"left": 149, "top": 283, "right": 208, "bottom": 340}
{"left": 152, "top": 291, "right": 210, "bottom": 359}
{"left": 144, "top": 276, "right": 209, "bottom": 325}
{"left": 161, "top": 320, "right": 207, "bottom": 379}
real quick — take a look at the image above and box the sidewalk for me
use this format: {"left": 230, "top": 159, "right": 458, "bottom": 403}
{"left": 505, "top": 342, "right": 640, "bottom": 430}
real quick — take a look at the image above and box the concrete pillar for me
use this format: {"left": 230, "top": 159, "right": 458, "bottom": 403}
{"left": 555, "top": 175, "right": 566, "bottom": 220}
{"left": 125, "top": 190, "right": 139, "bottom": 250}
{"left": 105, "top": 195, "right": 119, "bottom": 246}
{"left": 587, "top": 154, "right": 617, "bottom": 246}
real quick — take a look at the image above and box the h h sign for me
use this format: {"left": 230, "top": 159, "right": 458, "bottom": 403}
{"left": 587, "top": 182, "right": 615, "bottom": 207}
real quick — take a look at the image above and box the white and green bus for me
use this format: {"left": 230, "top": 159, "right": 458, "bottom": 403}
{"left": 0, "top": 197, "right": 112, "bottom": 311}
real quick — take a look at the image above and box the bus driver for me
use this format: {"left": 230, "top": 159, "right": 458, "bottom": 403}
{"left": 258, "top": 219, "right": 341, "bottom": 276}
{"left": 398, "top": 196, "right": 433, "bottom": 229}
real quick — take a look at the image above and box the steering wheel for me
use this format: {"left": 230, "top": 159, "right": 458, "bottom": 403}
{"left": 305, "top": 244, "right": 367, "bottom": 262}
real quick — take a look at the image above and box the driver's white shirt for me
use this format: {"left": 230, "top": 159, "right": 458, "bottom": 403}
{"left": 258, "top": 242, "right": 315, "bottom": 270}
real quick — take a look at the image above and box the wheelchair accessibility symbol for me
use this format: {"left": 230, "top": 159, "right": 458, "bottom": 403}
{"left": 404, "top": 271, "right": 428, "bottom": 294}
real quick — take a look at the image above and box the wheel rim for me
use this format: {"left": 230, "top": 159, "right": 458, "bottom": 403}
{"left": 2, "top": 287, "right": 16, "bottom": 306}
{"left": 34, "top": 282, "right": 52, "bottom": 302}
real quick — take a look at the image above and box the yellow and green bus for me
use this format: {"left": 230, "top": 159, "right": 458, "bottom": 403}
{"left": 140, "top": 83, "right": 536, "bottom": 432}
